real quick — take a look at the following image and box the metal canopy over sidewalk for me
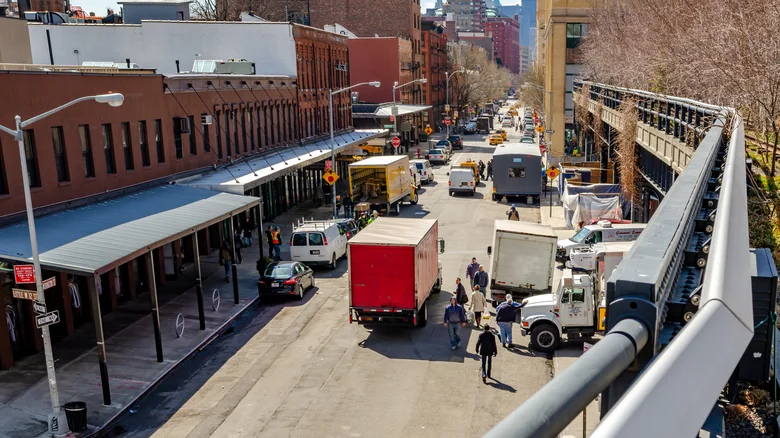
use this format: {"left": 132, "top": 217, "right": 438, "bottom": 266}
{"left": 352, "top": 104, "right": 432, "bottom": 118}
{"left": 179, "top": 129, "right": 386, "bottom": 195}
{"left": 0, "top": 185, "right": 259, "bottom": 276}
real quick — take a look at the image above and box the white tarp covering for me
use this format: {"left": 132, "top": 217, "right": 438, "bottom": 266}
{"left": 563, "top": 192, "right": 622, "bottom": 228}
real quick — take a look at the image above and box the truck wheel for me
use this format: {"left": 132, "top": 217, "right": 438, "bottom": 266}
{"left": 417, "top": 302, "right": 428, "bottom": 327}
{"left": 531, "top": 324, "right": 560, "bottom": 353}
{"left": 329, "top": 254, "right": 337, "bottom": 270}
{"left": 395, "top": 202, "right": 401, "bottom": 215}
{"left": 410, "top": 192, "right": 419, "bottom": 205}
{"left": 432, "top": 278, "right": 442, "bottom": 293}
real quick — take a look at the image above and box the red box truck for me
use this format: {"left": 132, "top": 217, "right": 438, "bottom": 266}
{"left": 348, "top": 218, "right": 443, "bottom": 327}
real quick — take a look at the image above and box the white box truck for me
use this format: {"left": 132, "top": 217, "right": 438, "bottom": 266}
{"left": 486, "top": 220, "right": 558, "bottom": 302}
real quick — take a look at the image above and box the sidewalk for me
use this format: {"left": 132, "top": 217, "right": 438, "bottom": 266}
{"left": 0, "top": 200, "right": 333, "bottom": 438}
{"left": 539, "top": 182, "right": 601, "bottom": 438}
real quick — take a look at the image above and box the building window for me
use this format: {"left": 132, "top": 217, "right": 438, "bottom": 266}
{"left": 232, "top": 110, "right": 239, "bottom": 154}
{"left": 78, "top": 125, "right": 95, "bottom": 178}
{"left": 249, "top": 107, "right": 255, "bottom": 150}
{"left": 22, "top": 130, "right": 41, "bottom": 187}
{"left": 155, "top": 119, "right": 165, "bottom": 163}
{"left": 256, "top": 107, "right": 263, "bottom": 149}
{"left": 241, "top": 109, "right": 248, "bottom": 152}
{"left": 0, "top": 138, "right": 7, "bottom": 194}
{"left": 188, "top": 115, "right": 197, "bottom": 156}
{"left": 121, "top": 122, "right": 134, "bottom": 171}
{"left": 51, "top": 126, "right": 69, "bottom": 182}
{"left": 102, "top": 124, "right": 116, "bottom": 174}
{"left": 215, "top": 111, "right": 223, "bottom": 158}
{"left": 566, "top": 23, "right": 587, "bottom": 49}
{"left": 224, "top": 111, "right": 231, "bottom": 156}
{"left": 202, "top": 115, "right": 211, "bottom": 152}
{"left": 173, "top": 117, "right": 184, "bottom": 159}
{"left": 138, "top": 121, "right": 150, "bottom": 167}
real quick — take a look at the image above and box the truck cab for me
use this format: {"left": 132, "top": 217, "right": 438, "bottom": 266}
{"left": 519, "top": 270, "right": 600, "bottom": 352}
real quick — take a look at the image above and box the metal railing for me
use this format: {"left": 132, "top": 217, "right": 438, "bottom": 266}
{"left": 486, "top": 83, "right": 751, "bottom": 437}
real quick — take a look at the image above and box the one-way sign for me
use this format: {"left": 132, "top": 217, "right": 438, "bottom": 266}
{"left": 33, "top": 302, "right": 47, "bottom": 315}
{"left": 35, "top": 311, "right": 60, "bottom": 328}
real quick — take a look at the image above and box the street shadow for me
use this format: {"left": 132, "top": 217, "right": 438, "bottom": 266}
{"left": 505, "top": 344, "right": 542, "bottom": 358}
{"left": 358, "top": 290, "right": 476, "bottom": 363}
{"left": 258, "top": 286, "right": 320, "bottom": 307}
{"left": 487, "top": 378, "right": 517, "bottom": 393}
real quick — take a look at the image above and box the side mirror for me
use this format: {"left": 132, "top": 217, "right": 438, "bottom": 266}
{"left": 487, "top": 245, "right": 492, "bottom": 256}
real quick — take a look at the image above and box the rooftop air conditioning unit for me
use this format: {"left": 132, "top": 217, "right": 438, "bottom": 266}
{"left": 201, "top": 114, "right": 213, "bottom": 125}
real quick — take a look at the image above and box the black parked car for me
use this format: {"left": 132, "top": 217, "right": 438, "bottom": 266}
{"left": 257, "top": 261, "right": 314, "bottom": 300}
{"left": 463, "top": 123, "right": 477, "bottom": 134}
{"left": 447, "top": 135, "right": 463, "bottom": 149}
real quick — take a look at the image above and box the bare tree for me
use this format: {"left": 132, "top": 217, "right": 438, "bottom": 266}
{"left": 191, "top": 0, "right": 295, "bottom": 21}
{"left": 448, "top": 42, "right": 513, "bottom": 113}
{"left": 582, "top": 0, "right": 780, "bottom": 174}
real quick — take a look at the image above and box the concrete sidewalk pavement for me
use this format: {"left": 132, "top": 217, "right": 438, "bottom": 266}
{"left": 539, "top": 179, "right": 601, "bottom": 438}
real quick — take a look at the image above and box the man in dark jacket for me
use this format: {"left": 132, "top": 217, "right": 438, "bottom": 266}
{"left": 495, "top": 294, "right": 524, "bottom": 348}
{"left": 465, "top": 257, "right": 481, "bottom": 288}
{"left": 474, "top": 265, "right": 489, "bottom": 299}
{"left": 265, "top": 225, "right": 274, "bottom": 259}
{"left": 475, "top": 324, "right": 498, "bottom": 383}
{"left": 443, "top": 296, "right": 467, "bottom": 350}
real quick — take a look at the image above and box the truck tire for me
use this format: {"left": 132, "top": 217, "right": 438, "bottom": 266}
{"left": 417, "top": 302, "right": 428, "bottom": 327}
{"left": 531, "top": 323, "right": 560, "bottom": 353}
{"left": 395, "top": 202, "right": 401, "bottom": 216}
{"left": 432, "top": 278, "right": 442, "bottom": 293}
{"left": 410, "top": 192, "right": 419, "bottom": 205}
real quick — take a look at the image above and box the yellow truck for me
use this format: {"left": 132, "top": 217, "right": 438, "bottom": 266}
{"left": 348, "top": 155, "right": 419, "bottom": 216}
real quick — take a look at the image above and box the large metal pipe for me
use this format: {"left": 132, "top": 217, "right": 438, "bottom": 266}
{"left": 484, "top": 318, "right": 649, "bottom": 438}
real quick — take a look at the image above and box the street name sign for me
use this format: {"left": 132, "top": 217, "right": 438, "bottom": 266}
{"left": 12, "top": 288, "right": 37, "bottom": 300}
{"left": 33, "top": 302, "right": 47, "bottom": 315}
{"left": 42, "top": 277, "right": 56, "bottom": 290}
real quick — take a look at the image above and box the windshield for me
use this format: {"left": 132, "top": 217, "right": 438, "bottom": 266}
{"left": 264, "top": 266, "right": 292, "bottom": 279}
{"left": 570, "top": 228, "right": 592, "bottom": 243}
{"left": 436, "top": 141, "right": 448, "bottom": 146}
{"left": 430, "top": 149, "right": 442, "bottom": 154}
{"left": 415, "top": 162, "right": 424, "bottom": 170}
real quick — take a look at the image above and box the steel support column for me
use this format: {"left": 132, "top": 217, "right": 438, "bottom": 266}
{"left": 90, "top": 275, "right": 111, "bottom": 405}
{"left": 145, "top": 252, "right": 164, "bottom": 362}
{"left": 192, "top": 232, "right": 206, "bottom": 330}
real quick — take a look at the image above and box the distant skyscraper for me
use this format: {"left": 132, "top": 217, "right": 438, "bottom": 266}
{"left": 497, "top": 1, "right": 535, "bottom": 61}
{"left": 435, "top": 0, "right": 443, "bottom": 8}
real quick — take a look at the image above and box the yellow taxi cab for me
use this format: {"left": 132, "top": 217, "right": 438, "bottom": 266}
{"left": 508, "top": 109, "right": 518, "bottom": 117}
{"left": 495, "top": 129, "right": 507, "bottom": 140}
{"left": 456, "top": 160, "right": 480, "bottom": 183}
{"left": 489, "top": 134, "right": 503, "bottom": 145}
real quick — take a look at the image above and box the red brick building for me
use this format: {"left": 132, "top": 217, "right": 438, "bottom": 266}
{"left": 485, "top": 15, "right": 521, "bottom": 74}
{"left": 421, "top": 24, "right": 448, "bottom": 133}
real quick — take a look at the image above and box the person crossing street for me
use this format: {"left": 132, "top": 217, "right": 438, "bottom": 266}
{"left": 443, "top": 296, "right": 467, "bottom": 350}
{"left": 475, "top": 324, "right": 498, "bottom": 383}
{"left": 465, "top": 257, "right": 481, "bottom": 288}
{"left": 495, "top": 294, "right": 524, "bottom": 348}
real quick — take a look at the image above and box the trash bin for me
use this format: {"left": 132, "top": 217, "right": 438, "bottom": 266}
{"left": 63, "top": 401, "right": 87, "bottom": 432}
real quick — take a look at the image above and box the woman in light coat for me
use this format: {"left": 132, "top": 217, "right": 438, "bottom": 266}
{"left": 469, "top": 285, "right": 488, "bottom": 326}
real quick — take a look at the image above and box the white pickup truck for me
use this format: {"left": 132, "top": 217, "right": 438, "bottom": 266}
{"left": 519, "top": 241, "right": 635, "bottom": 352}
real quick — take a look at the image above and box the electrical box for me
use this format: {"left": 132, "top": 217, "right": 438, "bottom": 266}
{"left": 737, "top": 248, "right": 778, "bottom": 382}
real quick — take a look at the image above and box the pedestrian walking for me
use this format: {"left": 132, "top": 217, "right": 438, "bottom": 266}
{"left": 465, "top": 257, "right": 481, "bottom": 288}
{"left": 315, "top": 183, "right": 324, "bottom": 207}
{"left": 233, "top": 232, "right": 243, "bottom": 264}
{"left": 272, "top": 226, "right": 282, "bottom": 261}
{"left": 478, "top": 160, "right": 486, "bottom": 180}
{"left": 335, "top": 195, "right": 342, "bottom": 217}
{"left": 495, "top": 294, "right": 524, "bottom": 348}
{"left": 443, "top": 296, "right": 467, "bottom": 350}
{"left": 219, "top": 241, "right": 232, "bottom": 283}
{"left": 486, "top": 160, "right": 493, "bottom": 181}
{"left": 474, "top": 265, "right": 490, "bottom": 299}
{"left": 343, "top": 194, "right": 354, "bottom": 218}
{"left": 242, "top": 217, "right": 254, "bottom": 248}
{"left": 507, "top": 204, "right": 520, "bottom": 221}
{"left": 469, "top": 285, "right": 487, "bottom": 327}
{"left": 475, "top": 324, "right": 498, "bottom": 383}
{"left": 265, "top": 225, "right": 274, "bottom": 259}
{"left": 323, "top": 184, "right": 332, "bottom": 206}
{"left": 455, "top": 278, "right": 469, "bottom": 307}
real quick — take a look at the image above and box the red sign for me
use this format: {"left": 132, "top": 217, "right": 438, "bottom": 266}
{"left": 389, "top": 115, "right": 395, "bottom": 122}
{"left": 391, "top": 137, "right": 401, "bottom": 148}
{"left": 444, "top": 119, "right": 451, "bottom": 126}
{"left": 14, "top": 265, "right": 35, "bottom": 284}
{"left": 540, "top": 145, "right": 547, "bottom": 154}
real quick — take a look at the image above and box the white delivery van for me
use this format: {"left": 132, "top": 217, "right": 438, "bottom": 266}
{"left": 410, "top": 159, "right": 435, "bottom": 184}
{"left": 556, "top": 221, "right": 645, "bottom": 261}
{"left": 448, "top": 168, "right": 476, "bottom": 196}
{"left": 289, "top": 221, "right": 348, "bottom": 269}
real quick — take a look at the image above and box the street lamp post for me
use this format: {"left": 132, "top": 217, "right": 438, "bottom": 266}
{"left": 329, "top": 81, "right": 381, "bottom": 218}
{"left": 392, "top": 78, "right": 427, "bottom": 152}
{"left": 522, "top": 82, "right": 554, "bottom": 217}
{"left": 0, "top": 92, "right": 125, "bottom": 435}
{"left": 445, "top": 69, "right": 464, "bottom": 137}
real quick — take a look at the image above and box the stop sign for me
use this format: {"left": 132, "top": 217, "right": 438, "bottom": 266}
{"left": 391, "top": 136, "right": 401, "bottom": 148}
{"left": 444, "top": 119, "right": 451, "bottom": 125}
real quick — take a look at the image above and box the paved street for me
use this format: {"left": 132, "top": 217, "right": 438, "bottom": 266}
{"left": 108, "top": 122, "right": 553, "bottom": 438}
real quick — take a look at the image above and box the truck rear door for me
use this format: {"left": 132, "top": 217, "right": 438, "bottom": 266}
{"left": 350, "top": 244, "right": 415, "bottom": 309}
{"left": 494, "top": 232, "right": 553, "bottom": 290}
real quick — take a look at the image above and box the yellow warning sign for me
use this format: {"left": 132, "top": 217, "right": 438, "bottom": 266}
{"left": 424, "top": 126, "right": 433, "bottom": 135}
{"left": 546, "top": 166, "right": 560, "bottom": 180}
{"left": 323, "top": 170, "right": 339, "bottom": 185}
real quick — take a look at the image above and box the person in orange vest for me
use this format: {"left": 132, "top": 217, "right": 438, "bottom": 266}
{"left": 271, "top": 226, "right": 282, "bottom": 260}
